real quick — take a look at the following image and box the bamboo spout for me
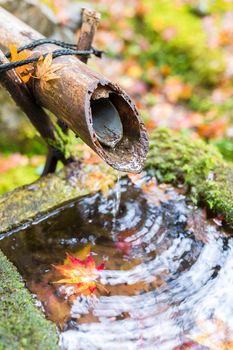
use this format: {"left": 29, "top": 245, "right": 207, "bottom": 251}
{"left": 0, "top": 6, "right": 149, "bottom": 173}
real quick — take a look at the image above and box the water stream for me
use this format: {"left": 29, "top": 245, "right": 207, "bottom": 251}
{"left": 0, "top": 176, "right": 233, "bottom": 350}
{"left": 111, "top": 173, "right": 122, "bottom": 241}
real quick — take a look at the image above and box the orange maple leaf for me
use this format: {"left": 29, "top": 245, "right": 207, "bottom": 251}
{"left": 35, "top": 53, "right": 62, "bottom": 89}
{"left": 9, "top": 43, "right": 33, "bottom": 83}
{"left": 53, "top": 253, "right": 106, "bottom": 295}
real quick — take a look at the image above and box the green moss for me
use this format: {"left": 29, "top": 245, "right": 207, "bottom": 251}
{"left": 146, "top": 128, "right": 233, "bottom": 223}
{"left": 0, "top": 161, "right": 118, "bottom": 233}
{"left": 48, "top": 123, "right": 79, "bottom": 160}
{"left": 0, "top": 250, "right": 59, "bottom": 350}
{"left": 144, "top": 0, "right": 206, "bottom": 47}
{"left": 0, "top": 134, "right": 46, "bottom": 157}
{"left": 214, "top": 138, "right": 233, "bottom": 161}
{"left": 0, "top": 164, "right": 40, "bottom": 195}
{"left": 207, "top": 0, "right": 233, "bottom": 13}
{"left": 188, "top": 94, "right": 214, "bottom": 113}
{"left": 131, "top": 0, "right": 225, "bottom": 87}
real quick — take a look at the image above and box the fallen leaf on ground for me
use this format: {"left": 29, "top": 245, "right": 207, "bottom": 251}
{"left": 164, "top": 77, "right": 192, "bottom": 103}
{"left": 197, "top": 117, "right": 228, "bottom": 139}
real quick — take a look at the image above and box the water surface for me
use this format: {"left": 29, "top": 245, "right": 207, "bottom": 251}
{"left": 1, "top": 176, "right": 233, "bottom": 350}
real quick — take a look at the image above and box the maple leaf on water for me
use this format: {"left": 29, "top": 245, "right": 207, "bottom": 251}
{"left": 35, "top": 53, "right": 63, "bottom": 89}
{"left": 53, "top": 253, "right": 106, "bottom": 295}
{"left": 9, "top": 43, "right": 33, "bottom": 83}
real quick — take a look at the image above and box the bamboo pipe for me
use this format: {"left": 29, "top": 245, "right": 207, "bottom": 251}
{"left": 0, "top": 6, "right": 148, "bottom": 173}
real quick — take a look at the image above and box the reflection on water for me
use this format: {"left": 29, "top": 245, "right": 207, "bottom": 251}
{"left": 1, "top": 176, "right": 233, "bottom": 350}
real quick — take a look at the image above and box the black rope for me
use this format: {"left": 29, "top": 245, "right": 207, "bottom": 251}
{"left": 5, "top": 39, "right": 78, "bottom": 57}
{"left": 1, "top": 38, "right": 104, "bottom": 74}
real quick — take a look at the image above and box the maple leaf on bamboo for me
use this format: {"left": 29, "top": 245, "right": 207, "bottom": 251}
{"left": 9, "top": 43, "right": 33, "bottom": 83}
{"left": 35, "top": 53, "right": 62, "bottom": 89}
{"left": 53, "top": 253, "right": 106, "bottom": 295}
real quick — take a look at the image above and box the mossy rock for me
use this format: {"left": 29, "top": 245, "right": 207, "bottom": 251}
{"left": 146, "top": 128, "right": 233, "bottom": 223}
{"left": 0, "top": 250, "right": 59, "bottom": 350}
{"left": 0, "top": 161, "right": 118, "bottom": 234}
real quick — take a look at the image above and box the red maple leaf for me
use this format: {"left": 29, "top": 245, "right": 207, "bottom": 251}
{"left": 53, "top": 253, "right": 106, "bottom": 295}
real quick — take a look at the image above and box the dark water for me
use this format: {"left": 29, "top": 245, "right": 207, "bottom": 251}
{"left": 1, "top": 176, "right": 233, "bottom": 350}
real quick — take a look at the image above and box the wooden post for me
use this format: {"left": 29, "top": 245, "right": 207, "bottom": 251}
{"left": 77, "top": 8, "right": 101, "bottom": 63}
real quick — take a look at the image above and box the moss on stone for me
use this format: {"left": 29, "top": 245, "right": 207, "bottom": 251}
{"left": 146, "top": 128, "right": 233, "bottom": 223}
{"left": 0, "top": 250, "right": 59, "bottom": 350}
{"left": 0, "top": 161, "right": 118, "bottom": 234}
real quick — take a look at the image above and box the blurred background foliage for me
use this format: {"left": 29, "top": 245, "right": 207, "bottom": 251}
{"left": 0, "top": 0, "right": 233, "bottom": 193}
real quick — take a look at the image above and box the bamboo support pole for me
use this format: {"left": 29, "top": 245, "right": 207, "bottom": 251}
{"left": 0, "top": 50, "right": 55, "bottom": 142}
{"left": 0, "top": 49, "right": 72, "bottom": 175}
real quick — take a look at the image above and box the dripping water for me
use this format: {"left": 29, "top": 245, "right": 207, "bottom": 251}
{"left": 111, "top": 172, "right": 122, "bottom": 240}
